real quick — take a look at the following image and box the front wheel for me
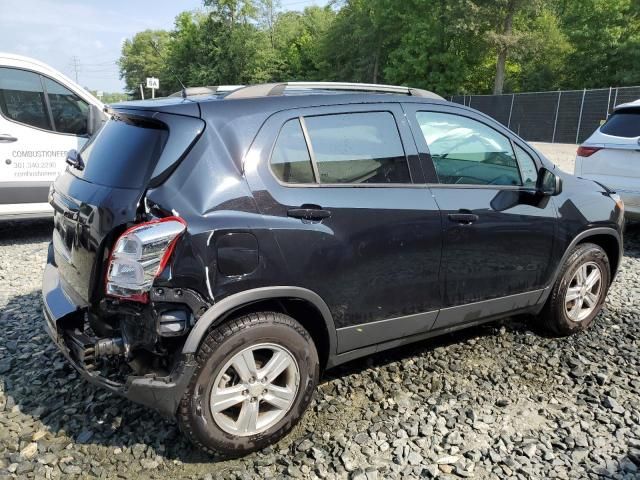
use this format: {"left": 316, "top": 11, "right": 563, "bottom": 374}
{"left": 540, "top": 242, "right": 610, "bottom": 336}
{"left": 178, "top": 312, "right": 319, "bottom": 456}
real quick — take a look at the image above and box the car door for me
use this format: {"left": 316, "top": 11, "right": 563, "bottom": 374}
{"left": 244, "top": 103, "right": 443, "bottom": 353}
{"left": 403, "top": 102, "right": 557, "bottom": 330}
{"left": 0, "top": 67, "right": 89, "bottom": 213}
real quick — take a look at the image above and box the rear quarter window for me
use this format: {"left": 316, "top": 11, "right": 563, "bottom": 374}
{"left": 600, "top": 110, "right": 640, "bottom": 138}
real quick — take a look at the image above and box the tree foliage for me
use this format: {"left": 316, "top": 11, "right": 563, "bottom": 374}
{"left": 119, "top": 0, "right": 640, "bottom": 99}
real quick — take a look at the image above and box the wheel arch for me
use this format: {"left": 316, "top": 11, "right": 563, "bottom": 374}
{"left": 554, "top": 227, "right": 622, "bottom": 285}
{"left": 181, "top": 287, "right": 337, "bottom": 369}
{"left": 537, "top": 226, "right": 621, "bottom": 310}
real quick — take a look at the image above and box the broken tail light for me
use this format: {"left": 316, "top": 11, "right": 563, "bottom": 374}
{"left": 106, "top": 217, "right": 186, "bottom": 303}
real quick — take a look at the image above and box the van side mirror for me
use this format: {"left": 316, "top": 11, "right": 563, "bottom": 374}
{"left": 536, "top": 167, "right": 562, "bottom": 196}
{"left": 87, "top": 104, "right": 107, "bottom": 137}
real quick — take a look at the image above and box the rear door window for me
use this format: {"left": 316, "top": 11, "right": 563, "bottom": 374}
{"left": 600, "top": 110, "right": 640, "bottom": 138}
{"left": 0, "top": 67, "right": 52, "bottom": 131}
{"left": 43, "top": 77, "right": 89, "bottom": 136}
{"left": 304, "top": 112, "right": 411, "bottom": 184}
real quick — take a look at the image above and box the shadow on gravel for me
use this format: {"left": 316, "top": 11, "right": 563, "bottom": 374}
{"left": 0, "top": 219, "right": 53, "bottom": 245}
{"left": 323, "top": 315, "right": 530, "bottom": 385}
{"left": 0, "top": 290, "right": 216, "bottom": 465}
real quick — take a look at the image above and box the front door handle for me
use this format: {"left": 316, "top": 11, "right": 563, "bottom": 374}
{"left": 0, "top": 134, "right": 17, "bottom": 143}
{"left": 287, "top": 206, "right": 332, "bottom": 221}
{"left": 448, "top": 213, "right": 479, "bottom": 224}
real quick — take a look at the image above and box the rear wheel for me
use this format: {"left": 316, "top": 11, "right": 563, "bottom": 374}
{"left": 540, "top": 242, "right": 610, "bottom": 336}
{"left": 178, "top": 312, "right": 319, "bottom": 456}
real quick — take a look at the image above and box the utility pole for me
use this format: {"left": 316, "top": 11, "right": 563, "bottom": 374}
{"left": 70, "top": 56, "right": 80, "bottom": 83}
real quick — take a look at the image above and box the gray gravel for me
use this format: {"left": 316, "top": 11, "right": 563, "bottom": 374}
{"left": 0, "top": 219, "right": 639, "bottom": 479}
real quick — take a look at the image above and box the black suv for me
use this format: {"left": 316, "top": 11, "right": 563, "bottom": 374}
{"left": 43, "top": 82, "right": 624, "bottom": 456}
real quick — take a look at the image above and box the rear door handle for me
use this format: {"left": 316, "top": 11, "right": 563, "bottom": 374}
{"left": 448, "top": 213, "right": 479, "bottom": 224}
{"left": 0, "top": 134, "right": 17, "bottom": 143}
{"left": 287, "top": 206, "right": 332, "bottom": 221}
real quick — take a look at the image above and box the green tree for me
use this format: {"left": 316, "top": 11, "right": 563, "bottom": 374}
{"left": 382, "top": 0, "right": 489, "bottom": 95}
{"left": 559, "top": 0, "right": 640, "bottom": 88}
{"left": 321, "top": 0, "right": 391, "bottom": 83}
{"left": 505, "top": 8, "right": 571, "bottom": 92}
{"left": 272, "top": 6, "right": 335, "bottom": 80}
{"left": 118, "top": 30, "right": 171, "bottom": 98}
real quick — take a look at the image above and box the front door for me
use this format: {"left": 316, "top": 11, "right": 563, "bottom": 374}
{"left": 0, "top": 67, "right": 89, "bottom": 215}
{"left": 244, "top": 103, "right": 442, "bottom": 353}
{"left": 404, "top": 103, "right": 557, "bottom": 329}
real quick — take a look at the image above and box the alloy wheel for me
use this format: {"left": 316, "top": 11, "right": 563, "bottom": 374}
{"left": 209, "top": 343, "right": 300, "bottom": 436}
{"left": 565, "top": 261, "right": 603, "bottom": 322}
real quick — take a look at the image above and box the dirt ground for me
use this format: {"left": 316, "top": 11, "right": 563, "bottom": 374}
{"left": 530, "top": 142, "right": 577, "bottom": 173}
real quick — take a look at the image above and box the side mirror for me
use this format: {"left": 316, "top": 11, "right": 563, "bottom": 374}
{"left": 536, "top": 167, "right": 562, "bottom": 196}
{"left": 87, "top": 104, "right": 107, "bottom": 137}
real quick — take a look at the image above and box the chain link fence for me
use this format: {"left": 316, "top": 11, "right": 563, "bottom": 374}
{"left": 450, "top": 86, "right": 640, "bottom": 144}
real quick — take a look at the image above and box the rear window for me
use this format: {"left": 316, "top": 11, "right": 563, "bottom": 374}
{"left": 600, "top": 110, "right": 640, "bottom": 138}
{"left": 75, "top": 115, "right": 168, "bottom": 188}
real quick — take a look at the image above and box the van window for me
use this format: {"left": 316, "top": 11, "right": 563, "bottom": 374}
{"left": 0, "top": 67, "right": 52, "bottom": 130}
{"left": 416, "top": 111, "right": 522, "bottom": 186}
{"left": 271, "top": 118, "right": 315, "bottom": 184}
{"left": 600, "top": 110, "right": 640, "bottom": 138}
{"left": 304, "top": 112, "right": 411, "bottom": 184}
{"left": 43, "top": 77, "right": 89, "bottom": 135}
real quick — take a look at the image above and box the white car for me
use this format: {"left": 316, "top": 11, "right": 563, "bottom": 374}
{"left": 0, "top": 53, "right": 105, "bottom": 220}
{"left": 575, "top": 99, "right": 640, "bottom": 220}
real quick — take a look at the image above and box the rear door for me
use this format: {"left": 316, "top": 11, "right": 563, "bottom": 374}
{"left": 403, "top": 102, "right": 556, "bottom": 329}
{"left": 0, "top": 67, "right": 91, "bottom": 216}
{"left": 244, "top": 103, "right": 442, "bottom": 353}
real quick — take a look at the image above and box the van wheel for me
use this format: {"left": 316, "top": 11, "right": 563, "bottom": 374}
{"left": 540, "top": 243, "right": 610, "bottom": 336}
{"left": 178, "top": 312, "right": 319, "bottom": 457}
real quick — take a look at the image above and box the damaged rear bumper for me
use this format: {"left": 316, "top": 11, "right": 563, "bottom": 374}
{"left": 42, "top": 243, "right": 195, "bottom": 417}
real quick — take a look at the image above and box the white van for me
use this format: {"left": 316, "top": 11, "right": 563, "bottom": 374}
{"left": 0, "top": 53, "right": 105, "bottom": 220}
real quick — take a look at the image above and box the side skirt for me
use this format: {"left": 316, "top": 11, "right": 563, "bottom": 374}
{"left": 330, "top": 288, "right": 546, "bottom": 369}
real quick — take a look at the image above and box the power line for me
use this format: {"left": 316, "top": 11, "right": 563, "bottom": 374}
{"left": 69, "top": 55, "right": 80, "bottom": 83}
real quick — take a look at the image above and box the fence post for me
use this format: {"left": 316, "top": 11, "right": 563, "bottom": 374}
{"left": 507, "top": 93, "right": 515, "bottom": 129}
{"left": 468, "top": 95, "right": 472, "bottom": 107}
{"left": 613, "top": 88, "right": 619, "bottom": 109}
{"left": 575, "top": 88, "right": 586, "bottom": 144}
{"left": 606, "top": 87, "right": 612, "bottom": 118}
{"left": 552, "top": 90, "right": 561, "bottom": 143}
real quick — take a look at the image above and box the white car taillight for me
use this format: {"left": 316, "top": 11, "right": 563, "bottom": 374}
{"left": 106, "top": 217, "right": 186, "bottom": 303}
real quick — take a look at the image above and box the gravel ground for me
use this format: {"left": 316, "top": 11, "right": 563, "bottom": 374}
{"left": 0, "top": 219, "right": 639, "bottom": 480}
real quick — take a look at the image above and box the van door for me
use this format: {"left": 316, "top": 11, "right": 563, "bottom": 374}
{"left": 0, "top": 67, "right": 90, "bottom": 217}
{"left": 244, "top": 103, "right": 443, "bottom": 354}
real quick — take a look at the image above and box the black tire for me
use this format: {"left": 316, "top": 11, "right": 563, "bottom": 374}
{"left": 178, "top": 312, "right": 319, "bottom": 457}
{"left": 540, "top": 242, "right": 610, "bottom": 336}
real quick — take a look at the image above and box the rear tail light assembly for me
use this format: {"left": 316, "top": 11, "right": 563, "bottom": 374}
{"left": 576, "top": 146, "right": 602, "bottom": 157}
{"left": 106, "top": 217, "right": 186, "bottom": 303}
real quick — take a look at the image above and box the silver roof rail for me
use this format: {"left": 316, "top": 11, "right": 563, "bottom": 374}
{"left": 224, "top": 82, "right": 443, "bottom": 100}
{"left": 169, "top": 85, "right": 245, "bottom": 97}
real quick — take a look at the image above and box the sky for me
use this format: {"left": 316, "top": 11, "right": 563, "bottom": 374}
{"left": 1, "top": 0, "right": 329, "bottom": 93}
